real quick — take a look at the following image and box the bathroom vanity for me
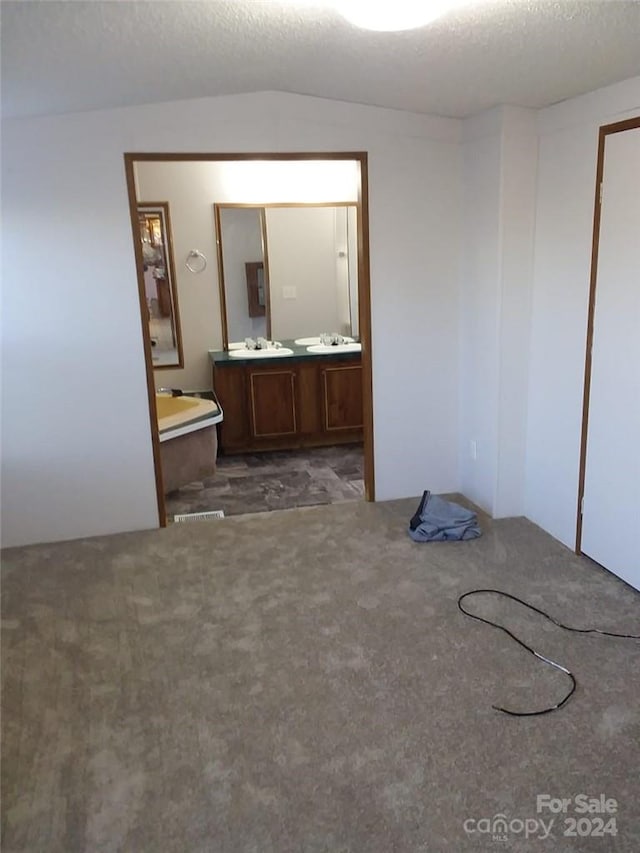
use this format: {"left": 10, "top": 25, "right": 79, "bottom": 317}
{"left": 210, "top": 343, "right": 363, "bottom": 453}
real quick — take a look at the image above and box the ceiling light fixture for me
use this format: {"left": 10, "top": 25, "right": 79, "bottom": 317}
{"left": 334, "top": 0, "right": 469, "bottom": 31}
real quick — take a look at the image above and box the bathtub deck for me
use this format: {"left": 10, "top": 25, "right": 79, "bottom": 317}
{"left": 157, "top": 394, "right": 221, "bottom": 433}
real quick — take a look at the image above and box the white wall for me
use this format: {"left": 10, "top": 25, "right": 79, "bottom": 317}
{"left": 459, "top": 109, "right": 503, "bottom": 513}
{"left": 1, "top": 118, "right": 158, "bottom": 548}
{"left": 494, "top": 108, "right": 538, "bottom": 518}
{"left": 459, "top": 106, "right": 537, "bottom": 518}
{"left": 1, "top": 91, "right": 461, "bottom": 547}
{"left": 525, "top": 77, "right": 640, "bottom": 547}
{"left": 369, "top": 132, "right": 461, "bottom": 498}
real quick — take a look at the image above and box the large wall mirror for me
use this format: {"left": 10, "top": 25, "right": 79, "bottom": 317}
{"left": 215, "top": 203, "right": 359, "bottom": 348}
{"left": 137, "top": 202, "right": 183, "bottom": 368}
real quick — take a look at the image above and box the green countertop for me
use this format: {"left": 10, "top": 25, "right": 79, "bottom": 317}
{"left": 209, "top": 340, "right": 362, "bottom": 367}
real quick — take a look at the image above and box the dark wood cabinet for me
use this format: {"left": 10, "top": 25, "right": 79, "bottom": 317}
{"left": 212, "top": 366, "right": 249, "bottom": 449}
{"left": 322, "top": 364, "right": 363, "bottom": 431}
{"left": 214, "top": 356, "right": 363, "bottom": 453}
{"left": 249, "top": 370, "right": 297, "bottom": 438}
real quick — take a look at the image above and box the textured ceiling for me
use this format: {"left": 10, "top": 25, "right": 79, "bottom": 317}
{"left": 2, "top": 0, "right": 640, "bottom": 120}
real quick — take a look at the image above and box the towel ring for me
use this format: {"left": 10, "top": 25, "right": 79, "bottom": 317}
{"left": 185, "top": 249, "right": 207, "bottom": 273}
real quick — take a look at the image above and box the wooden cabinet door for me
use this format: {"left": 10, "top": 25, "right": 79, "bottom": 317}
{"left": 213, "top": 366, "right": 249, "bottom": 451}
{"left": 296, "top": 362, "right": 322, "bottom": 435}
{"left": 249, "top": 369, "right": 297, "bottom": 438}
{"left": 322, "top": 363, "right": 363, "bottom": 431}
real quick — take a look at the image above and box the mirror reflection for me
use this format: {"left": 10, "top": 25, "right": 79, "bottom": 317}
{"left": 215, "top": 206, "right": 270, "bottom": 345}
{"left": 215, "top": 203, "right": 358, "bottom": 348}
{"left": 138, "top": 203, "right": 183, "bottom": 368}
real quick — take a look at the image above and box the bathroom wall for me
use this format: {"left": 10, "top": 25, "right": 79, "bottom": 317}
{"left": 1, "top": 91, "right": 462, "bottom": 547}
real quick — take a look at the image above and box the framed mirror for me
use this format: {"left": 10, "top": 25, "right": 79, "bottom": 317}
{"left": 215, "top": 203, "right": 358, "bottom": 348}
{"left": 214, "top": 205, "right": 271, "bottom": 346}
{"left": 137, "top": 202, "right": 183, "bottom": 368}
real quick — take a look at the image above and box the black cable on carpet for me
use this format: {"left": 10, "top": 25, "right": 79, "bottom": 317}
{"left": 457, "top": 589, "right": 640, "bottom": 717}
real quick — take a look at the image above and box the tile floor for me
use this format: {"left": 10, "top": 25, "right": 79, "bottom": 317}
{"left": 165, "top": 443, "right": 364, "bottom": 520}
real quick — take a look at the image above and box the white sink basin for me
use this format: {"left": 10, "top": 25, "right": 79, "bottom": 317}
{"left": 295, "top": 336, "right": 355, "bottom": 346}
{"left": 228, "top": 347, "right": 294, "bottom": 359}
{"left": 306, "top": 343, "right": 362, "bottom": 355}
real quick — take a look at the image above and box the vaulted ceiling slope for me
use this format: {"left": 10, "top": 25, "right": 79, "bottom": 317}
{"left": 2, "top": 0, "right": 640, "bottom": 120}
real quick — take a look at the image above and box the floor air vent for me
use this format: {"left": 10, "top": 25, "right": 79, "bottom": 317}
{"left": 173, "top": 510, "right": 225, "bottom": 522}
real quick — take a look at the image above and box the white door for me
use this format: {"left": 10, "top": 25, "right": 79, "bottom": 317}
{"left": 581, "top": 125, "right": 640, "bottom": 590}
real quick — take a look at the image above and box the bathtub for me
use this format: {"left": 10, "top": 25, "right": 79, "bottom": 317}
{"left": 156, "top": 394, "right": 224, "bottom": 494}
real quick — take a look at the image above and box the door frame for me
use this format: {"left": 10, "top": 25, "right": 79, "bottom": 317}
{"left": 124, "top": 152, "right": 374, "bottom": 528}
{"left": 575, "top": 116, "right": 640, "bottom": 553}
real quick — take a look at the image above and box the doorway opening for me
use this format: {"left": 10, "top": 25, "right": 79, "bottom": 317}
{"left": 124, "top": 152, "right": 374, "bottom": 526}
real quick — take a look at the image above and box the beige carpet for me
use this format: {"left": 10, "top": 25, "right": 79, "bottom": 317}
{"left": 2, "top": 498, "right": 639, "bottom": 852}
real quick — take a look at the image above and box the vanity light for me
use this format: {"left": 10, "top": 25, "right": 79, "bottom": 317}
{"left": 334, "top": 0, "right": 471, "bottom": 31}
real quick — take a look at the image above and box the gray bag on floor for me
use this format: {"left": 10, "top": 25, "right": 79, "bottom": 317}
{"left": 408, "top": 491, "right": 481, "bottom": 542}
